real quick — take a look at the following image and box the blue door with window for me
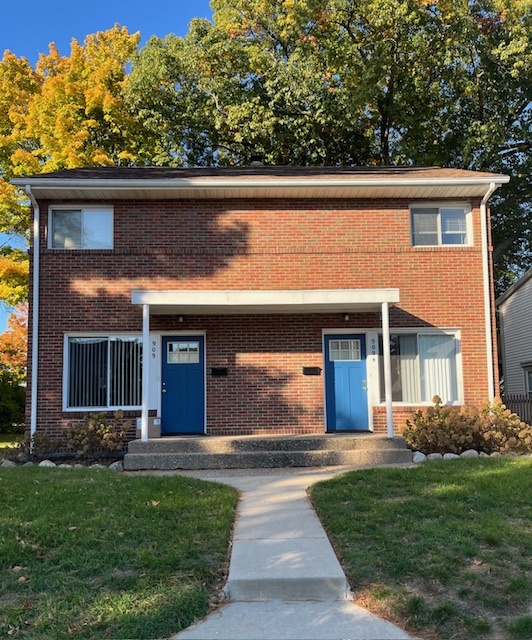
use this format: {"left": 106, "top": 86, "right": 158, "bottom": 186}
{"left": 325, "top": 334, "right": 368, "bottom": 432}
{"left": 161, "top": 336, "right": 205, "bottom": 434}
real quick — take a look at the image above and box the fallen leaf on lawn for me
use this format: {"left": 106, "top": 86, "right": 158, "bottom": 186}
{"left": 68, "top": 526, "right": 77, "bottom": 531}
{"left": 18, "top": 576, "right": 27, "bottom": 583}
{"left": 150, "top": 500, "right": 160, "bottom": 507}
{"left": 12, "top": 566, "right": 23, "bottom": 573}
{"left": 23, "top": 602, "right": 30, "bottom": 611}
{"left": 472, "top": 558, "right": 483, "bottom": 566}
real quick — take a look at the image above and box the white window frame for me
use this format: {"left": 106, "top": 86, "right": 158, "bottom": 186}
{"left": 410, "top": 202, "right": 472, "bottom": 247}
{"left": 523, "top": 366, "right": 532, "bottom": 395}
{"left": 48, "top": 205, "right": 114, "bottom": 250}
{"left": 63, "top": 333, "right": 142, "bottom": 412}
{"left": 377, "top": 328, "right": 463, "bottom": 406}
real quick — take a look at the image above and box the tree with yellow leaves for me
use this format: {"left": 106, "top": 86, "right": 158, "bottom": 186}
{"left": 0, "top": 25, "right": 154, "bottom": 305}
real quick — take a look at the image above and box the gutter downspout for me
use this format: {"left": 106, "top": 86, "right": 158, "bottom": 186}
{"left": 481, "top": 182, "right": 497, "bottom": 401}
{"left": 25, "top": 186, "right": 39, "bottom": 438}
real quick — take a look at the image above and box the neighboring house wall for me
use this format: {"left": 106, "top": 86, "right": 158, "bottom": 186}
{"left": 498, "top": 270, "right": 532, "bottom": 395}
{"left": 26, "top": 195, "right": 494, "bottom": 438}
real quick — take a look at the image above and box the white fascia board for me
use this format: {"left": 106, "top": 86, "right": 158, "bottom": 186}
{"left": 131, "top": 289, "right": 400, "bottom": 313}
{"left": 12, "top": 176, "right": 510, "bottom": 191}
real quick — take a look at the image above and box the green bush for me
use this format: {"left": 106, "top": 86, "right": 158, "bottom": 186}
{"left": 402, "top": 396, "right": 532, "bottom": 455}
{"left": 64, "top": 411, "right": 129, "bottom": 457}
{"left": 0, "top": 376, "right": 25, "bottom": 434}
{"left": 2, "top": 431, "right": 60, "bottom": 461}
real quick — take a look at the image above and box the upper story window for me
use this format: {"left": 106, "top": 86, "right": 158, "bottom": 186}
{"left": 49, "top": 206, "right": 113, "bottom": 249}
{"left": 411, "top": 205, "right": 470, "bottom": 247}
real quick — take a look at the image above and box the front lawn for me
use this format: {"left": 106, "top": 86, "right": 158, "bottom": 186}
{"left": 0, "top": 434, "right": 19, "bottom": 449}
{"left": 310, "top": 458, "right": 532, "bottom": 640}
{"left": 0, "top": 468, "right": 238, "bottom": 639}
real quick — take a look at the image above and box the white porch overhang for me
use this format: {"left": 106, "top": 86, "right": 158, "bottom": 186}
{"left": 135, "top": 289, "right": 399, "bottom": 443}
{"left": 131, "top": 288, "right": 400, "bottom": 314}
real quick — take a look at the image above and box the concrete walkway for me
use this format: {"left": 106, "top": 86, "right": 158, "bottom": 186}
{"left": 172, "top": 467, "right": 413, "bottom": 640}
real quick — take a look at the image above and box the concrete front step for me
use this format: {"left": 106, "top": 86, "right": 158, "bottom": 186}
{"left": 123, "top": 446, "right": 412, "bottom": 470}
{"left": 127, "top": 434, "right": 408, "bottom": 454}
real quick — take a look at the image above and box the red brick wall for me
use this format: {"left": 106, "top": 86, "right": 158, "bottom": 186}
{"left": 27, "top": 196, "right": 496, "bottom": 438}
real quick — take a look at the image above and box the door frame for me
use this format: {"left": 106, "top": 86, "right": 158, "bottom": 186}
{"left": 157, "top": 330, "right": 207, "bottom": 435}
{"left": 322, "top": 329, "right": 373, "bottom": 433}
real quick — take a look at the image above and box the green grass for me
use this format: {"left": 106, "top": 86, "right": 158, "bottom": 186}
{"left": 310, "top": 458, "right": 532, "bottom": 640}
{"left": 0, "top": 468, "right": 238, "bottom": 639}
{"left": 0, "top": 434, "right": 19, "bottom": 449}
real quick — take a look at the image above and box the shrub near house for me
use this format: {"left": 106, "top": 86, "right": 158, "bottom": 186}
{"left": 402, "top": 396, "right": 532, "bottom": 455}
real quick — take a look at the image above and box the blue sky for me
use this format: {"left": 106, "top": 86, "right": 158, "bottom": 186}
{"left": 0, "top": 0, "right": 214, "bottom": 332}
{"left": 1, "top": 0, "right": 214, "bottom": 63}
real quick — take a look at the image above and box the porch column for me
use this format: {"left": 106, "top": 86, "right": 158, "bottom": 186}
{"left": 381, "top": 302, "right": 394, "bottom": 438}
{"left": 141, "top": 304, "right": 150, "bottom": 442}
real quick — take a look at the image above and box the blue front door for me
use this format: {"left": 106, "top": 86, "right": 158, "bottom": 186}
{"left": 161, "top": 336, "right": 205, "bottom": 435}
{"left": 325, "top": 334, "right": 369, "bottom": 432}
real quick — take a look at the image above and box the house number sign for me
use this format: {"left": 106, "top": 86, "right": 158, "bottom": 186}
{"left": 151, "top": 340, "right": 157, "bottom": 359}
{"left": 371, "top": 337, "right": 377, "bottom": 363}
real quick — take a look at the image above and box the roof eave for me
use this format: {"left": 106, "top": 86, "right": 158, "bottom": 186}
{"left": 11, "top": 176, "right": 511, "bottom": 190}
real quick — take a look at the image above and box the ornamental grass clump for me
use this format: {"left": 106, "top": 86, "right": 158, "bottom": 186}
{"left": 402, "top": 396, "right": 532, "bottom": 455}
{"left": 402, "top": 396, "right": 483, "bottom": 454}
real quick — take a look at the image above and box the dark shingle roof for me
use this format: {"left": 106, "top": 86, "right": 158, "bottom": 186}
{"left": 24, "top": 165, "right": 508, "bottom": 181}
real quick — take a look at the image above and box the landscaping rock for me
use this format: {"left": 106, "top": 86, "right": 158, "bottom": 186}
{"left": 89, "top": 464, "right": 107, "bottom": 470}
{"left": 427, "top": 453, "right": 443, "bottom": 460}
{"left": 412, "top": 451, "right": 427, "bottom": 464}
{"left": 479, "top": 452, "right": 489, "bottom": 457}
{"left": 58, "top": 464, "right": 73, "bottom": 469}
{"left": 443, "top": 453, "right": 460, "bottom": 460}
{"left": 1, "top": 459, "right": 17, "bottom": 467}
{"left": 108, "top": 460, "right": 124, "bottom": 472}
{"left": 38, "top": 460, "right": 57, "bottom": 468}
{"left": 505, "top": 451, "right": 518, "bottom": 457}
{"left": 23, "top": 461, "right": 35, "bottom": 467}
{"left": 490, "top": 452, "right": 502, "bottom": 458}
{"left": 74, "top": 464, "right": 85, "bottom": 468}
{"left": 460, "top": 449, "right": 479, "bottom": 458}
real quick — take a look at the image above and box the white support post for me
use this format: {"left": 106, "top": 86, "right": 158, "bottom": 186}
{"left": 141, "top": 304, "right": 150, "bottom": 442}
{"left": 382, "top": 302, "right": 394, "bottom": 438}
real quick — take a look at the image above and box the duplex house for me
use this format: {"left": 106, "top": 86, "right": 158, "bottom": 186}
{"left": 13, "top": 166, "right": 509, "bottom": 445}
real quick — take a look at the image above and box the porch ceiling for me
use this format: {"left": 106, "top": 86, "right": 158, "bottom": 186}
{"left": 131, "top": 289, "right": 400, "bottom": 315}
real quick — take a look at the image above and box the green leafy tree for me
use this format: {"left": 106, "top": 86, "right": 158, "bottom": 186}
{"left": 127, "top": 0, "right": 532, "bottom": 291}
{"left": 0, "top": 304, "right": 27, "bottom": 432}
